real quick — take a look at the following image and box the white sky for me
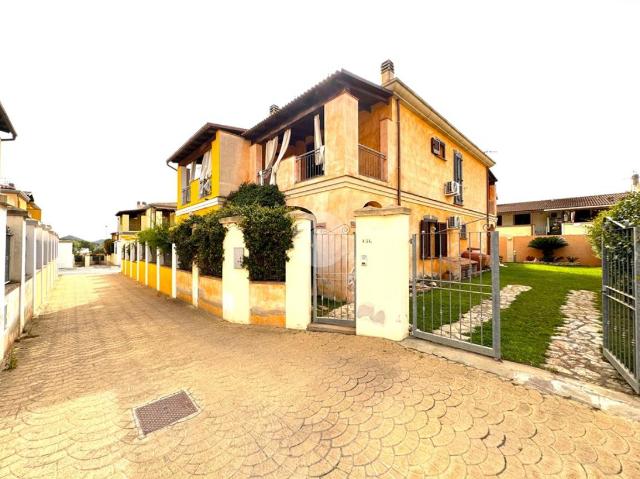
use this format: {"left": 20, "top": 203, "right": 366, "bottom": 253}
{"left": 0, "top": 0, "right": 638, "bottom": 240}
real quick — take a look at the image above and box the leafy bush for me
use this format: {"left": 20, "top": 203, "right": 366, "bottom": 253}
{"left": 103, "top": 238, "right": 114, "bottom": 254}
{"left": 138, "top": 224, "right": 172, "bottom": 254}
{"left": 226, "top": 182, "right": 286, "bottom": 208}
{"left": 193, "top": 210, "right": 228, "bottom": 277}
{"left": 528, "top": 236, "right": 568, "bottom": 262}
{"left": 169, "top": 215, "right": 202, "bottom": 270}
{"left": 238, "top": 205, "right": 295, "bottom": 282}
{"left": 567, "top": 256, "right": 578, "bottom": 263}
{"left": 525, "top": 255, "right": 535, "bottom": 262}
{"left": 588, "top": 191, "right": 639, "bottom": 257}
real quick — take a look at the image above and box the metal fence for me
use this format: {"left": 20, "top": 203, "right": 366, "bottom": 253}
{"left": 411, "top": 227, "right": 501, "bottom": 358}
{"left": 312, "top": 225, "right": 356, "bottom": 326}
{"left": 602, "top": 218, "right": 639, "bottom": 393}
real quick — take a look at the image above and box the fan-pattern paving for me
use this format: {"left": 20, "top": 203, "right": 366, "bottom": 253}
{"left": 1, "top": 273, "right": 639, "bottom": 478}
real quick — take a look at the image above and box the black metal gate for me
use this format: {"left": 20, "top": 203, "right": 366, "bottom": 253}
{"left": 312, "top": 225, "right": 356, "bottom": 327}
{"left": 602, "top": 217, "right": 639, "bottom": 393}
{"left": 411, "top": 226, "right": 501, "bottom": 359}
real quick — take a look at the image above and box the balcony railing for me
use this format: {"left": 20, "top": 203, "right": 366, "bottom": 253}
{"left": 358, "top": 144, "right": 387, "bottom": 182}
{"left": 295, "top": 147, "right": 324, "bottom": 183}
{"left": 181, "top": 186, "right": 191, "bottom": 205}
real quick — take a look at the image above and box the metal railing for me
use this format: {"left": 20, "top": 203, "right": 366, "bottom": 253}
{"left": 358, "top": 144, "right": 387, "bottom": 181}
{"left": 295, "top": 147, "right": 324, "bottom": 183}
{"left": 181, "top": 187, "right": 191, "bottom": 205}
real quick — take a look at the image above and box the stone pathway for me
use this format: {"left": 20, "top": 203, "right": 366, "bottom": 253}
{"left": 544, "top": 289, "right": 632, "bottom": 394}
{"left": 431, "top": 285, "right": 531, "bottom": 340}
{"left": 2, "top": 274, "right": 640, "bottom": 477}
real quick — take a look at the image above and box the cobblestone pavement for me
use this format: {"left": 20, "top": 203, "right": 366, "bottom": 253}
{"left": 1, "top": 274, "right": 640, "bottom": 478}
{"left": 544, "top": 290, "right": 632, "bottom": 394}
{"left": 431, "top": 285, "right": 531, "bottom": 340}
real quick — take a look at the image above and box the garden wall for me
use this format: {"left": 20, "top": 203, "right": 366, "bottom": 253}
{"left": 176, "top": 269, "right": 192, "bottom": 303}
{"left": 198, "top": 275, "right": 222, "bottom": 316}
{"left": 159, "top": 266, "right": 172, "bottom": 296}
{"left": 249, "top": 281, "right": 285, "bottom": 327}
{"left": 499, "top": 234, "right": 600, "bottom": 266}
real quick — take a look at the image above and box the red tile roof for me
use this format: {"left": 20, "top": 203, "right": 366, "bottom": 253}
{"left": 498, "top": 192, "right": 628, "bottom": 214}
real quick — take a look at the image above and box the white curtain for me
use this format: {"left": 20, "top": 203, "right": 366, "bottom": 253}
{"left": 313, "top": 114, "right": 324, "bottom": 165}
{"left": 270, "top": 129, "right": 291, "bottom": 185}
{"left": 261, "top": 137, "right": 278, "bottom": 185}
{"left": 199, "top": 150, "right": 212, "bottom": 197}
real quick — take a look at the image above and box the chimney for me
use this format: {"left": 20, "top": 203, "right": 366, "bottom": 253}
{"left": 137, "top": 201, "right": 147, "bottom": 208}
{"left": 381, "top": 59, "right": 395, "bottom": 84}
{"left": 632, "top": 172, "right": 639, "bottom": 192}
{"left": 269, "top": 104, "right": 280, "bottom": 115}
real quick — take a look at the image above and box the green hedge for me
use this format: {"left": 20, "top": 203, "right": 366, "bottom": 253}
{"left": 138, "top": 224, "right": 172, "bottom": 254}
{"left": 169, "top": 185, "right": 295, "bottom": 281}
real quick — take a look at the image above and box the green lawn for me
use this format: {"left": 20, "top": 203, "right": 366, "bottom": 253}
{"left": 475, "top": 263, "right": 601, "bottom": 366}
{"left": 411, "top": 263, "right": 602, "bottom": 367}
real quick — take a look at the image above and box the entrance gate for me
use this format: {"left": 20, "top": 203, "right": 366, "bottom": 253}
{"left": 411, "top": 227, "right": 501, "bottom": 359}
{"left": 602, "top": 218, "right": 639, "bottom": 393}
{"left": 312, "top": 225, "right": 356, "bottom": 327}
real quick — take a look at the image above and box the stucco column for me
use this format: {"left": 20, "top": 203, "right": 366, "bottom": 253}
{"left": 221, "top": 216, "right": 250, "bottom": 324}
{"left": 136, "top": 242, "right": 141, "bottom": 281}
{"left": 191, "top": 263, "right": 199, "bottom": 307}
{"left": 145, "top": 243, "right": 149, "bottom": 286}
{"left": 84, "top": 255, "right": 90, "bottom": 268}
{"left": 0, "top": 199, "right": 7, "bottom": 358}
{"left": 285, "top": 212, "right": 313, "bottom": 330}
{"left": 156, "top": 248, "right": 161, "bottom": 291}
{"left": 171, "top": 243, "right": 177, "bottom": 299}
{"left": 354, "top": 206, "right": 410, "bottom": 341}
{"left": 324, "top": 91, "right": 359, "bottom": 178}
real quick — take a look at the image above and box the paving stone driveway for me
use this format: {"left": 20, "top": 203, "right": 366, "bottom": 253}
{"left": 1, "top": 274, "right": 640, "bottom": 478}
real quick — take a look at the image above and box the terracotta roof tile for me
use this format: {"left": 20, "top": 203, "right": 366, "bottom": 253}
{"left": 498, "top": 192, "right": 628, "bottom": 214}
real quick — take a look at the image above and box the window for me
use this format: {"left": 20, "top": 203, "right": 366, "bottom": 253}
{"left": 453, "top": 152, "right": 463, "bottom": 205}
{"left": 574, "top": 209, "right": 593, "bottom": 222}
{"left": 514, "top": 213, "right": 531, "bottom": 225}
{"left": 497, "top": 215, "right": 503, "bottom": 226}
{"left": 5, "top": 227, "right": 12, "bottom": 284}
{"left": 419, "top": 220, "right": 448, "bottom": 259}
{"left": 431, "top": 137, "right": 446, "bottom": 159}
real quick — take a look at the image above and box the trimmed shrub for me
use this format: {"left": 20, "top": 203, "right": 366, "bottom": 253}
{"left": 588, "top": 191, "right": 640, "bottom": 257}
{"left": 226, "top": 182, "right": 286, "bottom": 208}
{"left": 169, "top": 215, "right": 202, "bottom": 270}
{"left": 138, "top": 224, "right": 172, "bottom": 254}
{"left": 528, "top": 236, "right": 568, "bottom": 262}
{"left": 193, "top": 211, "right": 227, "bottom": 277}
{"left": 238, "top": 205, "right": 295, "bottom": 282}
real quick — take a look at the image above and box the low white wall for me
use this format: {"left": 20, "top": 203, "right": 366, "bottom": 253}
{"left": 58, "top": 241, "right": 74, "bottom": 269}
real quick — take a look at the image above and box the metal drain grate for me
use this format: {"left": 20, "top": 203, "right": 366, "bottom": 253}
{"left": 133, "top": 390, "right": 198, "bottom": 436}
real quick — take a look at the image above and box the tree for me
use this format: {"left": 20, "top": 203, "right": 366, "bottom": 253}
{"left": 588, "top": 191, "right": 640, "bottom": 257}
{"left": 528, "top": 236, "right": 568, "bottom": 262}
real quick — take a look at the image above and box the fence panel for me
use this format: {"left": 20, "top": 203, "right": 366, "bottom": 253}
{"left": 411, "top": 227, "right": 501, "bottom": 358}
{"left": 602, "top": 218, "right": 639, "bottom": 393}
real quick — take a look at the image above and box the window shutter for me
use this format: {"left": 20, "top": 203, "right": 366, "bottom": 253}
{"left": 435, "top": 222, "right": 448, "bottom": 257}
{"left": 419, "top": 220, "right": 427, "bottom": 259}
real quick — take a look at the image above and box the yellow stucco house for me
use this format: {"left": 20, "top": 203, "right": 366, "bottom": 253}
{"left": 113, "top": 202, "right": 176, "bottom": 258}
{"left": 166, "top": 61, "right": 497, "bottom": 260}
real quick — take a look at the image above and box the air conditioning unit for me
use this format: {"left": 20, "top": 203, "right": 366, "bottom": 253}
{"left": 444, "top": 181, "right": 460, "bottom": 196}
{"left": 447, "top": 216, "right": 461, "bottom": 229}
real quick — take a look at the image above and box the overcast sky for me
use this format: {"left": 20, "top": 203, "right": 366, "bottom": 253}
{"left": 0, "top": 0, "right": 637, "bottom": 240}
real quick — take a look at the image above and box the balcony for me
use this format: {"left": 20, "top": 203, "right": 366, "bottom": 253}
{"left": 295, "top": 148, "right": 325, "bottom": 183}
{"left": 358, "top": 144, "right": 386, "bottom": 182}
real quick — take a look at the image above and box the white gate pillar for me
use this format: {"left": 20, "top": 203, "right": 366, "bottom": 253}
{"left": 221, "top": 216, "right": 250, "bottom": 324}
{"left": 354, "top": 206, "right": 410, "bottom": 341}
{"left": 285, "top": 212, "right": 313, "bottom": 330}
{"left": 171, "top": 243, "right": 177, "bottom": 299}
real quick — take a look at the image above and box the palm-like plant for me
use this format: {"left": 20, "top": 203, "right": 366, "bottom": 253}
{"left": 528, "top": 236, "right": 568, "bottom": 262}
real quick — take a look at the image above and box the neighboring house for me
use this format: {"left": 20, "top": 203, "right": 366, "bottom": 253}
{"left": 166, "top": 61, "right": 497, "bottom": 261}
{"left": 0, "top": 101, "right": 60, "bottom": 361}
{"left": 497, "top": 192, "right": 629, "bottom": 237}
{"left": 113, "top": 201, "right": 176, "bottom": 263}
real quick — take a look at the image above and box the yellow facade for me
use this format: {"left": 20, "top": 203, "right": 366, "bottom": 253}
{"left": 159, "top": 266, "right": 172, "bottom": 296}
